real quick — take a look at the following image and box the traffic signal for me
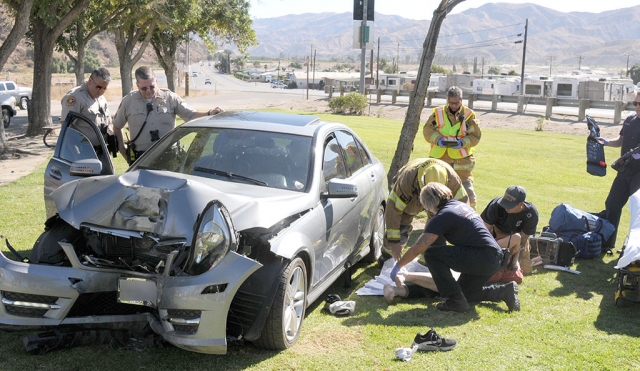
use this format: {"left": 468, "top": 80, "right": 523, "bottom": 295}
{"left": 353, "top": 0, "right": 374, "bottom": 21}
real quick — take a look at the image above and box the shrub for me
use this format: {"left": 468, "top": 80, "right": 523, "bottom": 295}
{"left": 329, "top": 92, "right": 368, "bottom": 115}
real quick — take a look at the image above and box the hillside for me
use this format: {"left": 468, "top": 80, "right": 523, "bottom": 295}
{"left": 248, "top": 3, "right": 640, "bottom": 69}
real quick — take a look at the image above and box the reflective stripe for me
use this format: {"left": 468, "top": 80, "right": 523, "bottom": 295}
{"left": 388, "top": 190, "right": 407, "bottom": 212}
{"left": 452, "top": 163, "right": 475, "bottom": 171}
{"left": 454, "top": 186, "right": 467, "bottom": 201}
{"left": 428, "top": 106, "right": 476, "bottom": 159}
{"left": 387, "top": 229, "right": 401, "bottom": 241}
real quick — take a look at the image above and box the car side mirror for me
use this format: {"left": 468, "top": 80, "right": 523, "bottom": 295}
{"left": 70, "top": 158, "right": 102, "bottom": 176}
{"left": 322, "top": 178, "right": 358, "bottom": 199}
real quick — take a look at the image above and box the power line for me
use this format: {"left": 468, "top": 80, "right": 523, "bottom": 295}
{"left": 378, "top": 22, "right": 523, "bottom": 43}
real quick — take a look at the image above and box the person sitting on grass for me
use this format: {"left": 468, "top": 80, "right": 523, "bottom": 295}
{"left": 481, "top": 185, "right": 539, "bottom": 283}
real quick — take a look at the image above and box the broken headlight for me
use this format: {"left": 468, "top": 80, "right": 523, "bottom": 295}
{"left": 186, "top": 201, "right": 233, "bottom": 275}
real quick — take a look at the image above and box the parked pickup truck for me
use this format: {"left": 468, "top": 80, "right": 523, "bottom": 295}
{"left": 0, "top": 80, "right": 32, "bottom": 110}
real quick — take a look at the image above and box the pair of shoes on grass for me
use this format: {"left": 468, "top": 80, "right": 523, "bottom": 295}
{"left": 324, "top": 294, "right": 355, "bottom": 316}
{"left": 395, "top": 328, "right": 456, "bottom": 361}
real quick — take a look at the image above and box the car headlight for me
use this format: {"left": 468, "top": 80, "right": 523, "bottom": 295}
{"left": 186, "top": 201, "right": 235, "bottom": 275}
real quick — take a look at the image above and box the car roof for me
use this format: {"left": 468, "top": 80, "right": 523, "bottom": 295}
{"left": 181, "top": 111, "right": 340, "bottom": 137}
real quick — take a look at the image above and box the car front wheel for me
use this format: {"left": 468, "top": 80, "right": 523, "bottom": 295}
{"left": 20, "top": 97, "right": 29, "bottom": 110}
{"left": 255, "top": 257, "right": 307, "bottom": 350}
{"left": 364, "top": 205, "right": 385, "bottom": 263}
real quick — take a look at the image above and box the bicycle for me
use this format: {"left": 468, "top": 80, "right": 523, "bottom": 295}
{"left": 42, "top": 125, "right": 61, "bottom": 148}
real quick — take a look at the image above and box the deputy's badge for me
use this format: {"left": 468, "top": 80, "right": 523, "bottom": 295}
{"left": 66, "top": 96, "right": 76, "bottom": 106}
{"left": 159, "top": 99, "right": 166, "bottom": 107}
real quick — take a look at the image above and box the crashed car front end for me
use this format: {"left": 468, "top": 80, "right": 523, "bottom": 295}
{"left": 0, "top": 172, "right": 269, "bottom": 354}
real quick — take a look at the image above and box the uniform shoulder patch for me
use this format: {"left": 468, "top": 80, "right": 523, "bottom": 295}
{"left": 66, "top": 96, "right": 76, "bottom": 106}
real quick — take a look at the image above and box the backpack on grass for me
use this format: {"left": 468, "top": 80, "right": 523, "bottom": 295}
{"left": 545, "top": 204, "right": 614, "bottom": 259}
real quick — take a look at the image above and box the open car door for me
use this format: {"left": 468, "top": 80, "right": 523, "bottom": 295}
{"left": 44, "top": 111, "right": 114, "bottom": 218}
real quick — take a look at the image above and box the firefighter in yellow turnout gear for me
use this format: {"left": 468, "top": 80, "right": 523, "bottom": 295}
{"left": 384, "top": 158, "right": 469, "bottom": 260}
{"left": 423, "top": 86, "right": 481, "bottom": 209}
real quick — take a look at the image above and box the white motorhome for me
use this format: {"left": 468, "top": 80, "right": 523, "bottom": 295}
{"left": 472, "top": 79, "right": 494, "bottom": 94}
{"left": 552, "top": 75, "right": 593, "bottom": 99}
{"left": 494, "top": 78, "right": 520, "bottom": 96}
{"left": 578, "top": 80, "right": 627, "bottom": 101}
{"left": 523, "top": 77, "right": 553, "bottom": 97}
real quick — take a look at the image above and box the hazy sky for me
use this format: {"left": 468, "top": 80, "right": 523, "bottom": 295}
{"left": 249, "top": 0, "right": 638, "bottom": 20}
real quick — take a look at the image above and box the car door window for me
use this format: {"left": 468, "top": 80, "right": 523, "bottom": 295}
{"left": 0, "top": 84, "right": 5, "bottom": 92}
{"left": 323, "top": 137, "right": 346, "bottom": 185}
{"left": 334, "top": 130, "right": 365, "bottom": 176}
{"left": 6, "top": 82, "right": 15, "bottom": 90}
{"left": 59, "top": 127, "right": 98, "bottom": 163}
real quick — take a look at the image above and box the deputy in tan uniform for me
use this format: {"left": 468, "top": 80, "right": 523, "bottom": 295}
{"left": 113, "top": 66, "right": 224, "bottom": 164}
{"left": 61, "top": 67, "right": 112, "bottom": 149}
{"left": 384, "top": 158, "right": 468, "bottom": 261}
{"left": 423, "top": 86, "right": 481, "bottom": 209}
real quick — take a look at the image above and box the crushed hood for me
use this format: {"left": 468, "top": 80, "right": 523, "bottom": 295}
{"left": 52, "top": 170, "right": 316, "bottom": 237}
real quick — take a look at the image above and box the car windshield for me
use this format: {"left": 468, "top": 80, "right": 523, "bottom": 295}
{"left": 132, "top": 127, "right": 312, "bottom": 192}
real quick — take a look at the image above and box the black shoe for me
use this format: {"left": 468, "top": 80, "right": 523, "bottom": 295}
{"left": 436, "top": 294, "right": 470, "bottom": 313}
{"left": 377, "top": 250, "right": 392, "bottom": 268}
{"left": 500, "top": 281, "right": 521, "bottom": 312}
{"left": 412, "top": 328, "right": 457, "bottom": 351}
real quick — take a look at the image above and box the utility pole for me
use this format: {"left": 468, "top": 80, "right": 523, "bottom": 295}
{"left": 577, "top": 54, "right": 583, "bottom": 72}
{"left": 396, "top": 42, "right": 400, "bottom": 73}
{"left": 376, "top": 37, "right": 380, "bottom": 89}
{"left": 313, "top": 49, "right": 316, "bottom": 91}
{"left": 370, "top": 48, "right": 374, "bottom": 80}
{"left": 358, "top": 0, "right": 368, "bottom": 94}
{"left": 520, "top": 18, "right": 528, "bottom": 95}
{"left": 547, "top": 55, "right": 555, "bottom": 77}
{"left": 306, "top": 45, "right": 311, "bottom": 99}
{"left": 627, "top": 54, "right": 631, "bottom": 77}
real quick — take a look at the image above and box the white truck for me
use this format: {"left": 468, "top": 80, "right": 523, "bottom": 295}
{"left": 0, "top": 80, "right": 32, "bottom": 110}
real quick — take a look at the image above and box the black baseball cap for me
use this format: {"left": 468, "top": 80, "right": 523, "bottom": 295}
{"left": 498, "top": 185, "right": 526, "bottom": 209}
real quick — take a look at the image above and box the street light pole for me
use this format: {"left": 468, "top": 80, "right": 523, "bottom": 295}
{"left": 359, "top": 0, "right": 368, "bottom": 94}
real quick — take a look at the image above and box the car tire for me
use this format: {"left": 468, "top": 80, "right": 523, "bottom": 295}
{"left": 20, "top": 97, "right": 29, "bottom": 110}
{"left": 254, "top": 257, "right": 307, "bottom": 350}
{"left": 2, "top": 108, "right": 9, "bottom": 128}
{"left": 364, "top": 205, "right": 385, "bottom": 263}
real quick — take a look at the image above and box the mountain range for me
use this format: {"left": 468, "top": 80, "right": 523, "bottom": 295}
{"left": 246, "top": 3, "right": 640, "bottom": 70}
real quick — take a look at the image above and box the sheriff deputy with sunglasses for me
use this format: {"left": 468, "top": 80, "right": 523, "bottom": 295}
{"left": 60, "top": 67, "right": 116, "bottom": 157}
{"left": 596, "top": 92, "right": 640, "bottom": 251}
{"left": 113, "top": 65, "right": 224, "bottom": 164}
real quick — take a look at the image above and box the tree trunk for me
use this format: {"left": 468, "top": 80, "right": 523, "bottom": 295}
{"left": 74, "top": 22, "right": 86, "bottom": 86}
{"left": 151, "top": 33, "right": 178, "bottom": 92}
{"left": 0, "top": 0, "right": 34, "bottom": 71}
{"left": 386, "top": 0, "right": 464, "bottom": 187}
{"left": 114, "top": 20, "right": 158, "bottom": 97}
{"left": 75, "top": 45, "right": 86, "bottom": 86}
{"left": 0, "top": 120, "right": 7, "bottom": 156}
{"left": 165, "top": 58, "right": 176, "bottom": 92}
{"left": 26, "top": 22, "right": 55, "bottom": 136}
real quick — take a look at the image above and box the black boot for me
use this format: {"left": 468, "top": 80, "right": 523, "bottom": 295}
{"left": 498, "top": 281, "right": 520, "bottom": 312}
{"left": 436, "top": 293, "right": 470, "bottom": 313}
{"left": 470, "top": 281, "right": 520, "bottom": 312}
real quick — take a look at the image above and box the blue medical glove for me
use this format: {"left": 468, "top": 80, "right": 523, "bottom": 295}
{"left": 437, "top": 137, "right": 447, "bottom": 147}
{"left": 632, "top": 153, "right": 640, "bottom": 160}
{"left": 596, "top": 137, "right": 608, "bottom": 146}
{"left": 390, "top": 264, "right": 400, "bottom": 282}
{"left": 451, "top": 139, "right": 464, "bottom": 149}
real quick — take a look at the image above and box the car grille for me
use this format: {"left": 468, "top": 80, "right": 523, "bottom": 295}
{"left": 226, "top": 290, "right": 266, "bottom": 336}
{"left": 2, "top": 291, "right": 58, "bottom": 317}
{"left": 67, "top": 292, "right": 153, "bottom": 317}
{"left": 166, "top": 309, "right": 200, "bottom": 334}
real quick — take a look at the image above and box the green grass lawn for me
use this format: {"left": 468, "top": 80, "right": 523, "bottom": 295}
{"left": 0, "top": 111, "right": 639, "bottom": 370}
